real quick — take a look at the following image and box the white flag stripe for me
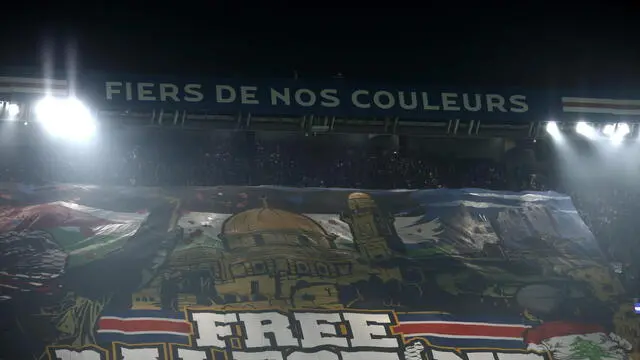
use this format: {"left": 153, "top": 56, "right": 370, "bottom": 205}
{"left": 561, "top": 97, "right": 640, "bottom": 106}
{"left": 562, "top": 106, "right": 640, "bottom": 116}
{"left": 58, "top": 201, "right": 149, "bottom": 223}
{"left": 0, "top": 76, "right": 68, "bottom": 86}
{"left": 0, "top": 87, "right": 69, "bottom": 96}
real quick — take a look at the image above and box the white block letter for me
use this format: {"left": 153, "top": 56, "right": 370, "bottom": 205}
{"left": 295, "top": 312, "right": 348, "bottom": 348}
{"left": 191, "top": 312, "right": 238, "bottom": 348}
{"left": 239, "top": 312, "right": 298, "bottom": 348}
{"left": 342, "top": 312, "right": 398, "bottom": 348}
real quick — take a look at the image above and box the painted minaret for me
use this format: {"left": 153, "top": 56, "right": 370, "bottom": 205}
{"left": 343, "top": 192, "right": 393, "bottom": 261}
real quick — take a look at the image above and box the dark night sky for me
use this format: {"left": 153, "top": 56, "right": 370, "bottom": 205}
{"left": 2, "top": 3, "right": 639, "bottom": 88}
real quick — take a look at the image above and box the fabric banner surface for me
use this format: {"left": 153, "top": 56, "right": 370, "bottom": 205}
{"left": 0, "top": 184, "right": 637, "bottom": 360}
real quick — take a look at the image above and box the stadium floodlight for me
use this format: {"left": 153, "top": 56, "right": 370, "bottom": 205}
{"left": 616, "top": 122, "right": 630, "bottom": 137}
{"left": 576, "top": 121, "right": 597, "bottom": 139}
{"left": 34, "top": 97, "right": 96, "bottom": 140}
{"left": 6, "top": 103, "right": 20, "bottom": 119}
{"left": 610, "top": 122, "right": 630, "bottom": 145}
{"left": 545, "top": 121, "right": 561, "bottom": 139}
{"left": 603, "top": 124, "right": 616, "bottom": 137}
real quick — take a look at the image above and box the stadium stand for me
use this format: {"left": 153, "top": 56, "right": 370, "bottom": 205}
{"left": 0, "top": 130, "right": 638, "bottom": 298}
{"left": 1, "top": 73, "right": 639, "bottom": 359}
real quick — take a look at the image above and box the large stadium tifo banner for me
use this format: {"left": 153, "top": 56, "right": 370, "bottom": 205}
{"left": 0, "top": 184, "right": 637, "bottom": 360}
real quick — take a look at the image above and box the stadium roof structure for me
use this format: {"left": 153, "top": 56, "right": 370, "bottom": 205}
{"left": 1, "top": 70, "right": 639, "bottom": 139}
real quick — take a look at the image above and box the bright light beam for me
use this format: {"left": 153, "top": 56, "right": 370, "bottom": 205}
{"left": 7, "top": 103, "right": 20, "bottom": 119}
{"left": 603, "top": 124, "right": 616, "bottom": 137}
{"left": 611, "top": 123, "right": 630, "bottom": 145}
{"left": 576, "top": 122, "right": 597, "bottom": 139}
{"left": 617, "top": 122, "right": 630, "bottom": 137}
{"left": 546, "top": 121, "right": 562, "bottom": 139}
{"left": 34, "top": 97, "right": 96, "bottom": 140}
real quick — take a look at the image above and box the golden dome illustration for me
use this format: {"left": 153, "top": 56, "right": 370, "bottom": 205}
{"left": 221, "top": 198, "right": 327, "bottom": 236}
{"left": 347, "top": 192, "right": 377, "bottom": 210}
{"left": 348, "top": 192, "right": 372, "bottom": 200}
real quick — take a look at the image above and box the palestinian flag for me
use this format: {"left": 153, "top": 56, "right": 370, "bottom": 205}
{"left": 0, "top": 201, "right": 149, "bottom": 268}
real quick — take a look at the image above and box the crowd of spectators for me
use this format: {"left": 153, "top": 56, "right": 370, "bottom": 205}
{"left": 0, "top": 131, "right": 638, "bottom": 294}
{"left": 2, "top": 135, "right": 514, "bottom": 190}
